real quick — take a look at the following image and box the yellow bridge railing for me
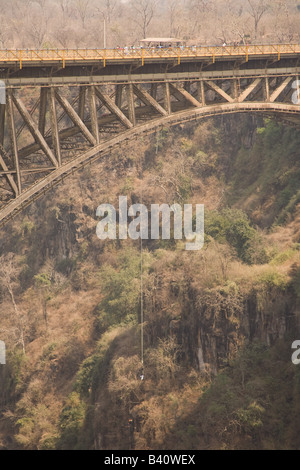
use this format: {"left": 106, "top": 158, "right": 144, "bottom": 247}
{"left": 0, "top": 44, "right": 299, "bottom": 69}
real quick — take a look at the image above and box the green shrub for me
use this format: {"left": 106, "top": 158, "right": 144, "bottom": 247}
{"left": 58, "top": 392, "right": 86, "bottom": 449}
{"left": 180, "top": 138, "right": 194, "bottom": 155}
{"left": 73, "top": 354, "right": 100, "bottom": 397}
{"left": 121, "top": 177, "right": 134, "bottom": 194}
{"left": 55, "top": 258, "right": 76, "bottom": 275}
{"left": 96, "top": 250, "right": 141, "bottom": 333}
{"left": 205, "top": 208, "right": 261, "bottom": 264}
{"left": 178, "top": 174, "right": 192, "bottom": 202}
{"left": 292, "top": 268, "right": 300, "bottom": 299}
{"left": 257, "top": 270, "right": 289, "bottom": 291}
{"left": 235, "top": 401, "right": 265, "bottom": 432}
{"left": 34, "top": 273, "right": 51, "bottom": 288}
{"left": 270, "top": 248, "right": 298, "bottom": 266}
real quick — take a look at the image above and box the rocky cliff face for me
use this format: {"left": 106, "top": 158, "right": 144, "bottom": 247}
{"left": 0, "top": 115, "right": 300, "bottom": 450}
{"left": 182, "top": 286, "right": 297, "bottom": 373}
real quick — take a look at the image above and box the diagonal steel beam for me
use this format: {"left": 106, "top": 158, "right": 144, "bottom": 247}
{"left": 45, "top": 94, "right": 80, "bottom": 139}
{"left": 95, "top": 86, "right": 133, "bottom": 129}
{"left": 132, "top": 84, "right": 168, "bottom": 116}
{"left": 54, "top": 90, "right": 96, "bottom": 146}
{"left": 0, "top": 151, "right": 18, "bottom": 196}
{"left": 127, "top": 84, "right": 136, "bottom": 126}
{"left": 12, "top": 93, "right": 59, "bottom": 168}
{"left": 18, "top": 105, "right": 153, "bottom": 158}
{"left": 269, "top": 77, "right": 293, "bottom": 103}
{"left": 238, "top": 78, "right": 262, "bottom": 103}
{"left": 164, "top": 82, "right": 172, "bottom": 114}
{"left": 169, "top": 83, "right": 201, "bottom": 107}
{"left": 17, "top": 98, "right": 40, "bottom": 139}
{"left": 205, "top": 80, "right": 234, "bottom": 103}
{"left": 89, "top": 86, "right": 100, "bottom": 144}
{"left": 49, "top": 88, "right": 62, "bottom": 166}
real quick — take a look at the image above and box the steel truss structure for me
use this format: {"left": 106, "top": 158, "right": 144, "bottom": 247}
{"left": 0, "top": 45, "right": 299, "bottom": 226}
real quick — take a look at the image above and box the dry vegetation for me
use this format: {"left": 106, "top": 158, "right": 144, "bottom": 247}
{"left": 0, "top": 0, "right": 299, "bottom": 49}
{"left": 0, "top": 114, "right": 300, "bottom": 449}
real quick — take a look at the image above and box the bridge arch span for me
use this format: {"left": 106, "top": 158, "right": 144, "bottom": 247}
{"left": 0, "top": 100, "right": 299, "bottom": 228}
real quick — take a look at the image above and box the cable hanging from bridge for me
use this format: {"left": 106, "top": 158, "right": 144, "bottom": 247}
{"left": 140, "top": 222, "right": 144, "bottom": 369}
{"left": 139, "top": 142, "right": 145, "bottom": 380}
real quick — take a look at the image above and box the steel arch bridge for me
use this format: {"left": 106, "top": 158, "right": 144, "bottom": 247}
{"left": 0, "top": 43, "right": 300, "bottom": 226}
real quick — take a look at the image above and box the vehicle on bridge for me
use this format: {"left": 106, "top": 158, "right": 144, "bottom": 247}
{"left": 139, "top": 38, "right": 185, "bottom": 49}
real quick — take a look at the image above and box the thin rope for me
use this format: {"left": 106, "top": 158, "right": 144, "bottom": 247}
{"left": 140, "top": 153, "right": 144, "bottom": 367}
{"left": 140, "top": 230, "right": 144, "bottom": 366}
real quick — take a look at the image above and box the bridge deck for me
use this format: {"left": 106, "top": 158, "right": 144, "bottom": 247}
{"left": 0, "top": 44, "right": 299, "bottom": 69}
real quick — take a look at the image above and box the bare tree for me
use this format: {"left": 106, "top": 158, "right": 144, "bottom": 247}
{"left": 226, "top": 0, "right": 251, "bottom": 45}
{"left": 74, "top": 0, "right": 92, "bottom": 29}
{"left": 58, "top": 0, "right": 74, "bottom": 20}
{"left": 54, "top": 24, "right": 75, "bottom": 48}
{"left": 272, "top": 0, "right": 298, "bottom": 43}
{"left": 0, "top": 0, "right": 296, "bottom": 50}
{"left": 247, "top": 0, "right": 271, "bottom": 40}
{"left": 0, "top": 253, "right": 26, "bottom": 354}
{"left": 103, "top": 0, "right": 117, "bottom": 24}
{"left": 167, "top": 0, "right": 180, "bottom": 37}
{"left": 131, "top": 0, "right": 157, "bottom": 39}
{"left": 0, "top": 16, "right": 10, "bottom": 49}
{"left": 190, "top": 0, "right": 212, "bottom": 14}
{"left": 27, "top": 17, "right": 49, "bottom": 48}
{"left": 35, "top": 0, "right": 48, "bottom": 8}
{"left": 34, "top": 273, "right": 52, "bottom": 328}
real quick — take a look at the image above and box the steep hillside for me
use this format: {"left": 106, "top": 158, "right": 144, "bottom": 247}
{"left": 0, "top": 115, "right": 300, "bottom": 450}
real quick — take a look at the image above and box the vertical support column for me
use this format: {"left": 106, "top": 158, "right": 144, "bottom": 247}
{"left": 127, "top": 83, "right": 136, "bottom": 126}
{"left": 265, "top": 77, "right": 270, "bottom": 102}
{"left": 297, "top": 75, "right": 300, "bottom": 105}
{"left": 78, "top": 86, "right": 86, "bottom": 121}
{"left": 89, "top": 86, "right": 100, "bottom": 144}
{"left": 50, "top": 87, "right": 62, "bottom": 166}
{"left": 7, "top": 90, "right": 21, "bottom": 195}
{"left": 115, "top": 84, "right": 123, "bottom": 108}
{"left": 150, "top": 83, "right": 158, "bottom": 100}
{"left": 164, "top": 82, "right": 171, "bottom": 114}
{"left": 232, "top": 79, "right": 238, "bottom": 102}
{"left": 0, "top": 78, "right": 6, "bottom": 147}
{"left": 38, "top": 87, "right": 48, "bottom": 136}
{"left": 0, "top": 103, "right": 5, "bottom": 147}
{"left": 200, "top": 81, "right": 206, "bottom": 106}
